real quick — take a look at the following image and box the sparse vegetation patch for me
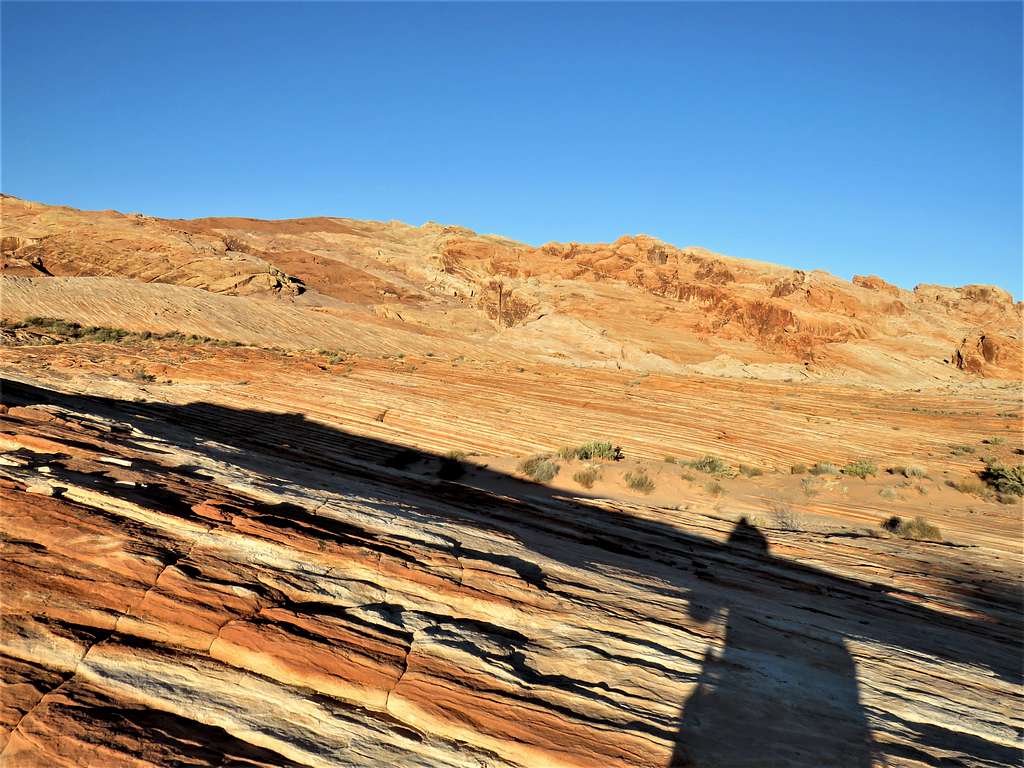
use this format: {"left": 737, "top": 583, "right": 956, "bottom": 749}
{"left": 558, "top": 441, "right": 621, "bottom": 461}
{"left": 2, "top": 317, "right": 245, "bottom": 348}
{"left": 704, "top": 480, "right": 725, "bottom": 497}
{"left": 979, "top": 460, "right": 1024, "bottom": 497}
{"left": 438, "top": 451, "right": 467, "bottom": 481}
{"left": 808, "top": 462, "right": 838, "bottom": 476}
{"left": 573, "top": 466, "right": 601, "bottom": 489}
{"left": 624, "top": 470, "right": 655, "bottom": 494}
{"left": 890, "top": 464, "right": 927, "bottom": 479}
{"left": 881, "top": 516, "right": 941, "bottom": 541}
{"left": 842, "top": 459, "right": 877, "bottom": 479}
{"left": 683, "top": 455, "right": 733, "bottom": 477}
{"left": 520, "top": 455, "right": 559, "bottom": 483}
{"left": 767, "top": 497, "right": 801, "bottom": 530}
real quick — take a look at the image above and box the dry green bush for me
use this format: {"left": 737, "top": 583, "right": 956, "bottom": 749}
{"left": 624, "top": 470, "right": 655, "bottom": 494}
{"left": 842, "top": 459, "right": 878, "bottom": 479}
{"left": 767, "top": 497, "right": 801, "bottom": 530}
{"left": 558, "top": 441, "right": 621, "bottom": 461}
{"left": 946, "top": 477, "right": 990, "bottom": 497}
{"left": 520, "top": 455, "right": 559, "bottom": 483}
{"left": 573, "top": 466, "right": 600, "bottom": 489}
{"left": 704, "top": 480, "right": 725, "bottom": 497}
{"left": 980, "top": 460, "right": 1024, "bottom": 496}
{"left": 808, "top": 462, "right": 838, "bottom": 476}
{"left": 684, "top": 455, "right": 733, "bottom": 477}
{"left": 881, "top": 516, "right": 941, "bottom": 541}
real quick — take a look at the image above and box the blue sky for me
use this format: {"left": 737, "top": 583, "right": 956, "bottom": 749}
{"left": 3, "top": 2, "right": 1021, "bottom": 296}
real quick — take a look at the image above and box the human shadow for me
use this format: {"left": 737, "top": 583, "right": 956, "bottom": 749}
{"left": 670, "top": 518, "right": 872, "bottom": 767}
{"left": 2, "top": 377, "right": 1020, "bottom": 767}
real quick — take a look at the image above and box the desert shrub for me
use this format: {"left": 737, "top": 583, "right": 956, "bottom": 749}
{"left": 790, "top": 463, "right": 808, "bottom": 475}
{"left": 880, "top": 516, "right": 902, "bottom": 534}
{"left": 679, "top": 471, "right": 697, "bottom": 482}
{"left": 624, "top": 470, "right": 655, "bottom": 494}
{"left": 86, "top": 327, "right": 129, "bottom": 343}
{"left": 950, "top": 445, "right": 975, "bottom": 456}
{"left": 881, "top": 516, "right": 941, "bottom": 541}
{"left": 130, "top": 368, "right": 156, "bottom": 383}
{"left": 684, "top": 455, "right": 733, "bottom": 477}
{"left": 573, "top": 466, "right": 601, "bottom": 489}
{"left": 981, "top": 436, "right": 1005, "bottom": 445}
{"left": 383, "top": 448, "right": 419, "bottom": 469}
{"left": 842, "top": 459, "right": 877, "bottom": 479}
{"left": 979, "top": 460, "right": 1024, "bottom": 496}
{"left": 946, "top": 477, "right": 989, "bottom": 497}
{"left": 438, "top": 452, "right": 466, "bottom": 481}
{"left": 808, "top": 462, "right": 838, "bottom": 476}
{"left": 704, "top": 480, "right": 725, "bottom": 497}
{"left": 738, "top": 464, "right": 764, "bottom": 478}
{"left": 520, "top": 455, "right": 559, "bottom": 483}
{"left": 559, "top": 441, "right": 621, "bottom": 461}
{"left": 663, "top": 456, "right": 677, "bottom": 464}
{"left": 901, "top": 465, "right": 927, "bottom": 479}
{"left": 878, "top": 486, "right": 899, "bottom": 500}
{"left": 767, "top": 497, "right": 800, "bottom": 530}
{"left": 800, "top": 477, "right": 822, "bottom": 497}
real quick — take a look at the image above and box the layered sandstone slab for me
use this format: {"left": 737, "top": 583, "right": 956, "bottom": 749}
{"left": 0, "top": 369, "right": 1020, "bottom": 768}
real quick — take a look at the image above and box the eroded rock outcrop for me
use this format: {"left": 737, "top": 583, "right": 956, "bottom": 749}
{"left": 0, "top": 374, "right": 1021, "bottom": 768}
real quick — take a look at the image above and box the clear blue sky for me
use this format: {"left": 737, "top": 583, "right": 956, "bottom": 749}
{"left": 3, "top": 2, "right": 1021, "bottom": 296}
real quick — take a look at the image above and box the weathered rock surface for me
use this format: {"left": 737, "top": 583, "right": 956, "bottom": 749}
{"left": 0, "top": 360, "right": 1021, "bottom": 767}
{"left": 0, "top": 195, "right": 1021, "bottom": 767}
{"left": 2, "top": 195, "right": 1020, "bottom": 386}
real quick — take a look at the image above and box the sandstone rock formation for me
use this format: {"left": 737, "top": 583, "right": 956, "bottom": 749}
{"left": 0, "top": 370, "right": 1020, "bottom": 768}
{"left": 0, "top": 195, "right": 1021, "bottom": 767}
{"left": 2, "top": 195, "right": 1020, "bottom": 386}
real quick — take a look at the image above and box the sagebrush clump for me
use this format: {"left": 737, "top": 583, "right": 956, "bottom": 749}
{"left": 979, "top": 460, "right": 1024, "bottom": 496}
{"left": 437, "top": 451, "right": 467, "bottom": 481}
{"left": 624, "top": 470, "right": 655, "bottom": 494}
{"left": 842, "top": 459, "right": 877, "bottom": 479}
{"left": 557, "top": 441, "right": 621, "bottom": 461}
{"left": 573, "top": 466, "right": 600, "bottom": 489}
{"left": 808, "top": 462, "right": 838, "bottom": 476}
{"left": 684, "top": 455, "right": 733, "bottom": 477}
{"left": 881, "top": 516, "right": 941, "bottom": 541}
{"left": 520, "top": 455, "right": 559, "bottom": 483}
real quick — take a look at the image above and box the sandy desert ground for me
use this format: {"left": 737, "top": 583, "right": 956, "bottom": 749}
{"left": 0, "top": 195, "right": 1021, "bottom": 767}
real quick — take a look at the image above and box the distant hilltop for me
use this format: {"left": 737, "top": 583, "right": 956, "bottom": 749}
{"left": 2, "top": 194, "right": 1020, "bottom": 387}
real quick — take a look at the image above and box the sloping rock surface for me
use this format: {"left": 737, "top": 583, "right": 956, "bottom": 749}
{"left": 0, "top": 376, "right": 1020, "bottom": 768}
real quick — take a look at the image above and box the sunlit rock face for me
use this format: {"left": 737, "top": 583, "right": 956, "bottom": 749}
{"left": 0, "top": 375, "right": 1020, "bottom": 768}
{"left": 0, "top": 196, "right": 1021, "bottom": 767}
